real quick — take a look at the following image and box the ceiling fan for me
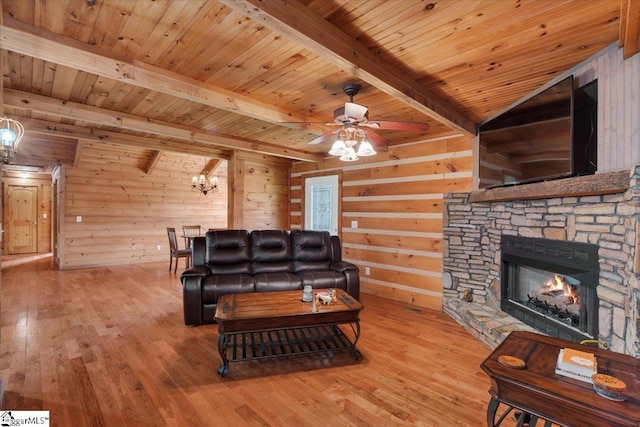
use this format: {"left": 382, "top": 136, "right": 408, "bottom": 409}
{"left": 307, "top": 82, "right": 431, "bottom": 146}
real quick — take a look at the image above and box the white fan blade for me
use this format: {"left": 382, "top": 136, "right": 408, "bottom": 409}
{"left": 308, "top": 130, "right": 338, "bottom": 145}
{"left": 344, "top": 102, "right": 368, "bottom": 121}
{"left": 361, "top": 122, "right": 380, "bottom": 129}
{"left": 363, "top": 120, "right": 430, "bottom": 131}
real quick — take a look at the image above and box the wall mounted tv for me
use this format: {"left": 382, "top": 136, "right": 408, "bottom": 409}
{"left": 479, "top": 75, "right": 597, "bottom": 188}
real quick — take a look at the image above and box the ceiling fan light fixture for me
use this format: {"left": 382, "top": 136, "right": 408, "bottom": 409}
{"left": 339, "top": 147, "right": 359, "bottom": 162}
{"left": 355, "top": 140, "right": 376, "bottom": 157}
{"left": 329, "top": 139, "right": 348, "bottom": 156}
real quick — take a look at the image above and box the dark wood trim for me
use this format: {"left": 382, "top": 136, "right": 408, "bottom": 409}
{"left": 469, "top": 170, "right": 630, "bottom": 203}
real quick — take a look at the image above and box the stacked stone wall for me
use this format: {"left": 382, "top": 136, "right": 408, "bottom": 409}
{"left": 443, "top": 167, "right": 640, "bottom": 356}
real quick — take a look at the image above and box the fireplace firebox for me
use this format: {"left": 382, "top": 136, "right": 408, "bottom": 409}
{"left": 501, "top": 236, "right": 599, "bottom": 342}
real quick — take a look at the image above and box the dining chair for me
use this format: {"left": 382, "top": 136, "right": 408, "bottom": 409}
{"left": 167, "top": 227, "right": 192, "bottom": 273}
{"left": 182, "top": 225, "right": 201, "bottom": 249}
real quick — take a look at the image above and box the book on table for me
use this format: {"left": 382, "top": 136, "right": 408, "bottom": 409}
{"left": 555, "top": 348, "right": 597, "bottom": 383}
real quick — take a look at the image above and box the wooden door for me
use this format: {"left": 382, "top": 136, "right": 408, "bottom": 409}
{"left": 7, "top": 185, "right": 38, "bottom": 254}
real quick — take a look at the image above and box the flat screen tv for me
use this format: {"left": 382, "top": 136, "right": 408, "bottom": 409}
{"left": 479, "top": 76, "right": 597, "bottom": 188}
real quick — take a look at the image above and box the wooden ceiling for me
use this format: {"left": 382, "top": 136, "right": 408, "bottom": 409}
{"left": 1, "top": 0, "right": 637, "bottom": 169}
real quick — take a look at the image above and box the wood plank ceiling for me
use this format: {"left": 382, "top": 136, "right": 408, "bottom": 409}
{"left": 0, "top": 0, "right": 634, "bottom": 170}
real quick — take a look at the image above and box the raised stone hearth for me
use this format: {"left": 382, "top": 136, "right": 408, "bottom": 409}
{"left": 442, "top": 167, "right": 640, "bottom": 357}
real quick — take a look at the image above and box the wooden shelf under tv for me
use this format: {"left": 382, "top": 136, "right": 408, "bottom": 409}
{"left": 469, "top": 170, "right": 630, "bottom": 203}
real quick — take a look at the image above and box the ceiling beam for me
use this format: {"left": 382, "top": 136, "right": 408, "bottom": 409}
{"left": 145, "top": 151, "right": 163, "bottom": 175}
{"left": 15, "top": 116, "right": 231, "bottom": 160}
{"left": 221, "top": 0, "right": 476, "bottom": 136}
{"left": 73, "top": 141, "right": 84, "bottom": 168}
{"left": 204, "top": 158, "right": 223, "bottom": 177}
{"left": 620, "top": 0, "right": 640, "bottom": 59}
{"left": 0, "top": 17, "right": 325, "bottom": 133}
{"left": 4, "top": 90, "right": 323, "bottom": 162}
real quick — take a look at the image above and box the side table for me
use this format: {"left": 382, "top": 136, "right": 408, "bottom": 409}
{"left": 481, "top": 331, "right": 640, "bottom": 427}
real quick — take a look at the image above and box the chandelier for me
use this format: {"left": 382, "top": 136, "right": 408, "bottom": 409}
{"left": 0, "top": 117, "right": 24, "bottom": 164}
{"left": 192, "top": 173, "right": 218, "bottom": 195}
{"left": 327, "top": 125, "right": 376, "bottom": 162}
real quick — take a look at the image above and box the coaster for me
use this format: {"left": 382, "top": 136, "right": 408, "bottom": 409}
{"left": 592, "top": 373, "right": 627, "bottom": 401}
{"left": 592, "top": 374, "right": 627, "bottom": 392}
{"left": 498, "top": 355, "right": 526, "bottom": 369}
{"left": 593, "top": 386, "right": 627, "bottom": 401}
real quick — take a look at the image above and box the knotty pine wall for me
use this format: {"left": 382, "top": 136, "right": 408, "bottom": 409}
{"left": 228, "top": 152, "right": 291, "bottom": 231}
{"left": 479, "top": 42, "right": 640, "bottom": 187}
{"left": 1, "top": 170, "right": 53, "bottom": 254}
{"left": 56, "top": 142, "right": 228, "bottom": 269}
{"left": 291, "top": 135, "right": 473, "bottom": 310}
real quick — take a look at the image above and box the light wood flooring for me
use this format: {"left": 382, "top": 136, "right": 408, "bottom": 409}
{"left": 0, "top": 255, "right": 516, "bottom": 426}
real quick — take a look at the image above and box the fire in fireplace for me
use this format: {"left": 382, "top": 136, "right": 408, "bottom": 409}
{"left": 500, "top": 236, "right": 599, "bottom": 342}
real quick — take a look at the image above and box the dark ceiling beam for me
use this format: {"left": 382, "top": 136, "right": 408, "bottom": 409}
{"left": 221, "top": 0, "right": 477, "bottom": 137}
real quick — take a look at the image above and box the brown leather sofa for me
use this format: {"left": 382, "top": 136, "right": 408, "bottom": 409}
{"left": 180, "top": 229, "right": 360, "bottom": 326}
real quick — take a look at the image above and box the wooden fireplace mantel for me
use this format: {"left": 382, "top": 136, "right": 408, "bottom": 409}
{"left": 469, "top": 170, "right": 630, "bottom": 203}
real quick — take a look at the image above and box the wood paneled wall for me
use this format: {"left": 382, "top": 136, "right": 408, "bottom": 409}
{"left": 1, "top": 170, "right": 52, "bottom": 254}
{"left": 57, "top": 142, "right": 228, "bottom": 269}
{"left": 228, "top": 152, "right": 291, "bottom": 231}
{"left": 574, "top": 43, "right": 640, "bottom": 171}
{"left": 291, "top": 136, "right": 473, "bottom": 310}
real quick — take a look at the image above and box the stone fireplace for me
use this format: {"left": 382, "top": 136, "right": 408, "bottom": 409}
{"left": 442, "top": 167, "right": 640, "bottom": 357}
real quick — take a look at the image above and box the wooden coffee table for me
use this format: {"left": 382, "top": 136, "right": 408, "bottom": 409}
{"left": 214, "top": 289, "right": 363, "bottom": 377}
{"left": 481, "top": 331, "right": 640, "bottom": 427}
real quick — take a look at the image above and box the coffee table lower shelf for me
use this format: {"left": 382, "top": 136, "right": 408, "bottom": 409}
{"left": 217, "top": 323, "right": 361, "bottom": 377}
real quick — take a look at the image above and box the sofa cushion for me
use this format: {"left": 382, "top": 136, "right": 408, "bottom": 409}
{"left": 296, "top": 270, "right": 347, "bottom": 290}
{"left": 201, "top": 274, "right": 255, "bottom": 304}
{"left": 292, "top": 230, "right": 332, "bottom": 272}
{"left": 205, "top": 229, "right": 251, "bottom": 275}
{"left": 254, "top": 272, "right": 302, "bottom": 292}
{"left": 251, "top": 230, "right": 294, "bottom": 274}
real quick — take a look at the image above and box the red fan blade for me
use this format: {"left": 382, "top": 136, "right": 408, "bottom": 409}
{"left": 363, "top": 128, "right": 388, "bottom": 147}
{"left": 363, "top": 120, "right": 430, "bottom": 131}
{"left": 308, "top": 129, "right": 338, "bottom": 145}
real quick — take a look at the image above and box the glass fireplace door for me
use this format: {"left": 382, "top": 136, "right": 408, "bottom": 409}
{"left": 500, "top": 237, "right": 600, "bottom": 344}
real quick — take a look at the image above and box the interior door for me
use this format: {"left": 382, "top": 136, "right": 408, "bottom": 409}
{"left": 304, "top": 174, "right": 339, "bottom": 235}
{"left": 7, "top": 185, "right": 38, "bottom": 254}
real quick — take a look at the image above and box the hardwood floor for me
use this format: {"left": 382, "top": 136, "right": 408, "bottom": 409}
{"left": 1, "top": 255, "right": 511, "bottom": 426}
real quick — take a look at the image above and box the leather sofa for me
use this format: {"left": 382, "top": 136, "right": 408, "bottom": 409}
{"left": 180, "top": 229, "right": 360, "bottom": 326}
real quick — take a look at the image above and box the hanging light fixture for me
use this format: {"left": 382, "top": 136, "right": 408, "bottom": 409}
{"left": 0, "top": 44, "right": 24, "bottom": 164}
{"left": 191, "top": 157, "right": 219, "bottom": 195}
{"left": 192, "top": 173, "right": 218, "bottom": 195}
{"left": 0, "top": 117, "right": 24, "bottom": 165}
{"left": 328, "top": 125, "right": 376, "bottom": 162}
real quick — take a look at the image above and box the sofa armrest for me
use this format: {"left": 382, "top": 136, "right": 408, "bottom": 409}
{"left": 181, "top": 265, "right": 210, "bottom": 277}
{"left": 181, "top": 266, "right": 210, "bottom": 326}
{"left": 330, "top": 261, "right": 360, "bottom": 301}
{"left": 330, "top": 260, "right": 357, "bottom": 273}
